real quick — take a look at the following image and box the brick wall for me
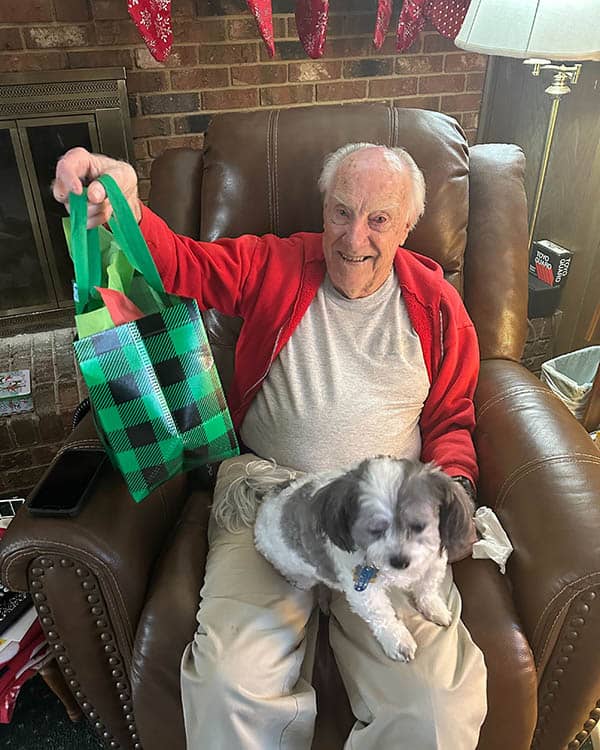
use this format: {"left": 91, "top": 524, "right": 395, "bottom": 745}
{"left": 0, "top": 329, "right": 86, "bottom": 499}
{"left": 1, "top": 0, "right": 488, "bottom": 496}
{"left": 1, "top": 0, "right": 487, "bottom": 200}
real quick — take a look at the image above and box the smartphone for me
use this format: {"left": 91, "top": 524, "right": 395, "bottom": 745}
{"left": 27, "top": 449, "right": 107, "bottom": 518}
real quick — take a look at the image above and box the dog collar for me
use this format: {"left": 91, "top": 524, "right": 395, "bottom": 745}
{"left": 353, "top": 564, "right": 379, "bottom": 591}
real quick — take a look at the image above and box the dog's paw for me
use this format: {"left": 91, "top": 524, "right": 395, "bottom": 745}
{"left": 415, "top": 596, "right": 452, "bottom": 627}
{"left": 379, "top": 628, "right": 417, "bottom": 662}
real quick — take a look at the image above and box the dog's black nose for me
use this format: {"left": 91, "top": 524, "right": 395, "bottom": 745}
{"left": 390, "top": 555, "right": 410, "bottom": 569}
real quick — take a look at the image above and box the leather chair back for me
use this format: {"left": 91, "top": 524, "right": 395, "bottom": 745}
{"left": 150, "top": 104, "right": 529, "bottom": 397}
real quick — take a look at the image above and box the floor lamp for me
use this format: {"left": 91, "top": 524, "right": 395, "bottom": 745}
{"left": 454, "top": 0, "right": 600, "bottom": 248}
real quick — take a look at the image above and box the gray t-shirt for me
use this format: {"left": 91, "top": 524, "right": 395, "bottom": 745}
{"left": 240, "top": 270, "right": 430, "bottom": 472}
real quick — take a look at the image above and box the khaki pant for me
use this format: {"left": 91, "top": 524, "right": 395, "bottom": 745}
{"left": 180, "top": 456, "right": 487, "bottom": 750}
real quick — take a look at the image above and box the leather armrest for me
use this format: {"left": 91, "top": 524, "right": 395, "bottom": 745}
{"left": 475, "top": 359, "right": 600, "bottom": 749}
{"left": 0, "top": 411, "right": 190, "bottom": 626}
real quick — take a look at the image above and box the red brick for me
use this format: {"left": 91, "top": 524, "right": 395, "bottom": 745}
{"left": 5, "top": 465, "right": 47, "bottom": 490}
{"left": 343, "top": 13, "right": 376, "bottom": 36}
{"left": 67, "top": 49, "right": 133, "bottom": 68}
{"left": 172, "top": 18, "right": 227, "bottom": 43}
{"left": 1, "top": 0, "right": 52, "bottom": 22}
{"left": 464, "top": 128, "right": 477, "bottom": 146}
{"left": 196, "top": 0, "right": 246, "bottom": 15}
{"left": 227, "top": 17, "right": 286, "bottom": 41}
{"left": 0, "top": 424, "right": 14, "bottom": 452}
{"left": 379, "top": 35, "right": 421, "bottom": 55}
{"left": 0, "top": 28, "right": 23, "bottom": 51}
{"left": 57, "top": 382, "right": 79, "bottom": 408}
{"left": 344, "top": 58, "right": 393, "bottom": 78}
{"left": 396, "top": 54, "right": 443, "bottom": 76}
{"left": 54, "top": 0, "right": 91, "bottom": 21}
{"left": 136, "top": 159, "right": 153, "bottom": 180}
{"left": 95, "top": 20, "right": 143, "bottom": 45}
{"left": 11, "top": 418, "right": 40, "bottom": 447}
{"left": 135, "top": 46, "right": 198, "bottom": 69}
{"left": 25, "top": 25, "right": 93, "bottom": 49}
{"left": 131, "top": 116, "right": 172, "bottom": 138}
{"left": 323, "top": 37, "right": 373, "bottom": 58}
{"left": 38, "top": 414, "right": 66, "bottom": 442}
{"left": 172, "top": 0, "right": 195, "bottom": 14}
{"left": 174, "top": 114, "right": 213, "bottom": 134}
{"left": 260, "top": 83, "right": 313, "bottom": 106}
{"left": 127, "top": 70, "right": 170, "bottom": 94}
{"left": 147, "top": 134, "right": 204, "bottom": 158}
{"left": 30, "top": 445, "right": 58, "bottom": 465}
{"left": 231, "top": 64, "right": 286, "bottom": 86}
{"left": 392, "top": 95, "right": 440, "bottom": 111}
{"left": 263, "top": 39, "right": 305, "bottom": 61}
{"left": 0, "top": 50, "right": 67, "bottom": 72}
{"left": 441, "top": 92, "right": 482, "bottom": 111}
{"left": 93, "top": 0, "right": 129, "bottom": 19}
{"left": 418, "top": 73, "right": 464, "bottom": 94}
{"left": 289, "top": 60, "right": 341, "bottom": 82}
{"left": 202, "top": 87, "right": 259, "bottom": 109}
{"left": 139, "top": 179, "right": 151, "bottom": 202}
{"left": 462, "top": 111, "right": 479, "bottom": 130}
{"left": 370, "top": 77, "right": 417, "bottom": 98}
{"left": 423, "top": 33, "right": 458, "bottom": 53}
{"left": 171, "top": 68, "right": 230, "bottom": 89}
{"left": 466, "top": 72, "right": 485, "bottom": 91}
{"left": 0, "top": 450, "right": 31, "bottom": 472}
{"left": 34, "top": 382, "right": 57, "bottom": 415}
{"left": 444, "top": 52, "right": 488, "bottom": 73}
{"left": 316, "top": 80, "right": 367, "bottom": 101}
{"left": 141, "top": 91, "right": 199, "bottom": 114}
{"left": 199, "top": 42, "right": 258, "bottom": 65}
{"left": 134, "top": 140, "right": 148, "bottom": 159}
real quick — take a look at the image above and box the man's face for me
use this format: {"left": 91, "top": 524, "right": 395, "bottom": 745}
{"left": 322, "top": 148, "right": 413, "bottom": 299}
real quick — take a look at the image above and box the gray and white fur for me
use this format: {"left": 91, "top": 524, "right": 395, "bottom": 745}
{"left": 224, "top": 455, "right": 475, "bottom": 662}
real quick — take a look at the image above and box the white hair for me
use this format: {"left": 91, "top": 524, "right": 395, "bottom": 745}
{"left": 318, "top": 142, "right": 426, "bottom": 231}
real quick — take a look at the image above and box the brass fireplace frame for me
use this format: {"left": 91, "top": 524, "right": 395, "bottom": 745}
{"left": 0, "top": 67, "right": 134, "bottom": 334}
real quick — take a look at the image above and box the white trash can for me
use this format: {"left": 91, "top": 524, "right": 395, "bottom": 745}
{"left": 541, "top": 346, "right": 600, "bottom": 422}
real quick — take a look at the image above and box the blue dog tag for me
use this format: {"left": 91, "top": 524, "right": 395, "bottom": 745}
{"left": 353, "top": 564, "right": 379, "bottom": 592}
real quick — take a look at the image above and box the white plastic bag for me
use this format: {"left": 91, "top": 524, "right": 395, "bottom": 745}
{"left": 472, "top": 507, "right": 513, "bottom": 574}
{"left": 541, "top": 346, "right": 600, "bottom": 422}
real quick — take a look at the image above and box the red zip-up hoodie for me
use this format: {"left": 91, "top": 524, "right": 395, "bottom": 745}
{"left": 140, "top": 205, "right": 479, "bottom": 485}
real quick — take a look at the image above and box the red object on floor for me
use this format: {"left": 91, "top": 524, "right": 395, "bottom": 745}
{"left": 128, "top": 0, "right": 173, "bottom": 62}
{"left": 396, "top": 0, "right": 471, "bottom": 52}
{"left": 295, "top": 0, "right": 330, "bottom": 58}
{"left": 0, "top": 620, "right": 48, "bottom": 723}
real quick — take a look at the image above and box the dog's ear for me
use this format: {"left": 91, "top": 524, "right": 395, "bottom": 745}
{"left": 314, "top": 474, "right": 360, "bottom": 552}
{"left": 438, "top": 477, "right": 476, "bottom": 561}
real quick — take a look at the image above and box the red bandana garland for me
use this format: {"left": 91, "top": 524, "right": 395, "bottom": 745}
{"left": 128, "top": 0, "right": 173, "bottom": 62}
{"left": 396, "top": 0, "right": 471, "bottom": 52}
{"left": 127, "top": 0, "right": 470, "bottom": 62}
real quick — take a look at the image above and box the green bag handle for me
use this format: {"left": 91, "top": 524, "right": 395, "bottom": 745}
{"left": 69, "top": 190, "right": 102, "bottom": 315}
{"left": 69, "top": 173, "right": 165, "bottom": 314}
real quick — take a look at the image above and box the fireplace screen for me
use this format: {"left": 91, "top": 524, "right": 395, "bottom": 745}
{"left": 0, "top": 68, "right": 133, "bottom": 330}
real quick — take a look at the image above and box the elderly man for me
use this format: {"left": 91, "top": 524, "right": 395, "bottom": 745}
{"left": 53, "top": 142, "right": 486, "bottom": 750}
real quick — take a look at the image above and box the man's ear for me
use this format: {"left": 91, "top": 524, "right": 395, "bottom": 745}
{"left": 314, "top": 474, "right": 360, "bottom": 552}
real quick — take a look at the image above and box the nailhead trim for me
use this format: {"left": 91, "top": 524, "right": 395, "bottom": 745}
{"left": 28, "top": 555, "right": 142, "bottom": 749}
{"left": 532, "top": 588, "right": 599, "bottom": 750}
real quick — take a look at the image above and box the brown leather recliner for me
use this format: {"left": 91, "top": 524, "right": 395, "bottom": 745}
{"left": 2, "top": 105, "right": 600, "bottom": 750}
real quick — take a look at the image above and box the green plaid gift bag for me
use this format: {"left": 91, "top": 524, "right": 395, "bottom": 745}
{"left": 68, "top": 175, "right": 239, "bottom": 502}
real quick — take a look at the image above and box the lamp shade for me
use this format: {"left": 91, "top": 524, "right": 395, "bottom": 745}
{"left": 455, "top": 0, "right": 600, "bottom": 61}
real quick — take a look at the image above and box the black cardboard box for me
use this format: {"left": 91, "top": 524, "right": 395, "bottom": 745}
{"left": 528, "top": 275, "right": 562, "bottom": 318}
{"left": 529, "top": 239, "right": 573, "bottom": 287}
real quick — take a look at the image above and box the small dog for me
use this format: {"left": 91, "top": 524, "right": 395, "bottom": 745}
{"left": 219, "top": 455, "right": 475, "bottom": 662}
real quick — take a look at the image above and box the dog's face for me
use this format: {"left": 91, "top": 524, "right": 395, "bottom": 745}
{"left": 315, "top": 457, "right": 474, "bottom": 569}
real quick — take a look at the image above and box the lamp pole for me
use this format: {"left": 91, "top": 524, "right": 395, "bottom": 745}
{"left": 525, "top": 61, "right": 582, "bottom": 248}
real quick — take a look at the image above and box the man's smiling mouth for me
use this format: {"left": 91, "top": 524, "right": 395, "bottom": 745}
{"left": 339, "top": 252, "right": 372, "bottom": 264}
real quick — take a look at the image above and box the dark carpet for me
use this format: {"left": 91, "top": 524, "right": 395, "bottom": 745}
{"left": 0, "top": 674, "right": 595, "bottom": 750}
{"left": 0, "top": 675, "right": 104, "bottom": 749}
